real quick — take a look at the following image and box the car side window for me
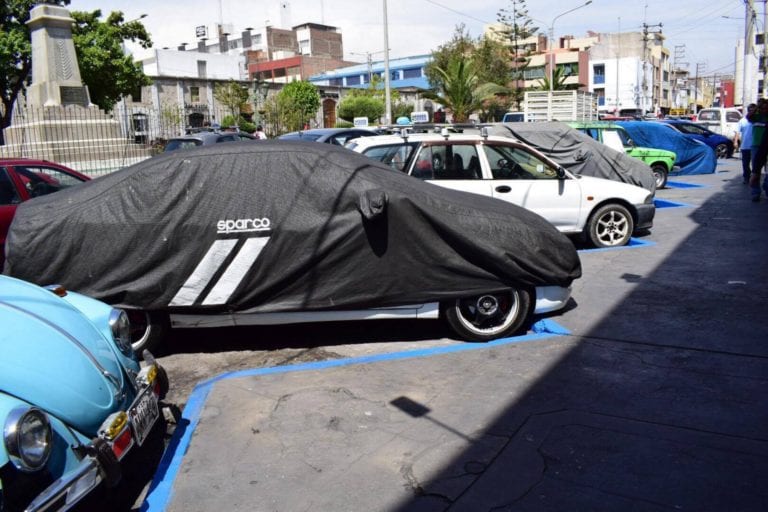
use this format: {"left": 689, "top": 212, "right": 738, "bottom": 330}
{"left": 423, "top": 144, "right": 481, "bottom": 180}
{"left": 362, "top": 143, "right": 417, "bottom": 172}
{"left": 483, "top": 144, "right": 559, "bottom": 180}
{"left": 726, "top": 111, "right": 742, "bottom": 122}
{"left": 14, "top": 166, "right": 82, "bottom": 197}
{"left": 0, "top": 168, "right": 21, "bottom": 205}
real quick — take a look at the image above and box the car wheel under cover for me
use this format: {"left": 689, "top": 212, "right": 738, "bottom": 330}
{"left": 443, "top": 288, "right": 532, "bottom": 341}
{"left": 587, "top": 203, "right": 634, "bottom": 248}
{"left": 651, "top": 164, "right": 668, "bottom": 189}
{"left": 126, "top": 310, "right": 168, "bottom": 355}
{"left": 715, "top": 143, "right": 729, "bottom": 159}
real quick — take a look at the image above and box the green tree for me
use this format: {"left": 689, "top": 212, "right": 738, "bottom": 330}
{"left": 536, "top": 66, "right": 581, "bottom": 91}
{"left": 71, "top": 10, "right": 152, "bottom": 111}
{"left": 214, "top": 80, "right": 250, "bottom": 121}
{"left": 419, "top": 56, "right": 508, "bottom": 123}
{"left": 337, "top": 95, "right": 384, "bottom": 123}
{"left": 496, "top": 0, "right": 539, "bottom": 109}
{"left": 0, "top": 2, "right": 152, "bottom": 139}
{"left": 277, "top": 80, "right": 321, "bottom": 132}
{"left": 424, "top": 25, "right": 475, "bottom": 93}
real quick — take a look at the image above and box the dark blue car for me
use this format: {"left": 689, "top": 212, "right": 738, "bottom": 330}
{"left": 662, "top": 120, "right": 734, "bottom": 159}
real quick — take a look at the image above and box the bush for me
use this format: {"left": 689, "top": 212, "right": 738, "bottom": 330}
{"left": 335, "top": 119, "right": 354, "bottom": 128}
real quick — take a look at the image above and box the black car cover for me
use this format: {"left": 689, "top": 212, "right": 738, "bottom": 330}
{"left": 488, "top": 122, "right": 657, "bottom": 192}
{"left": 4, "top": 141, "right": 581, "bottom": 313}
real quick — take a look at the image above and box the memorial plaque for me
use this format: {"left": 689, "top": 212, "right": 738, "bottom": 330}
{"left": 60, "top": 86, "right": 88, "bottom": 106}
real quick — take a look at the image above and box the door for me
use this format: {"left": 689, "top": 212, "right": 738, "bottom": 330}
{"left": 481, "top": 142, "right": 584, "bottom": 232}
{"left": 415, "top": 143, "right": 493, "bottom": 198}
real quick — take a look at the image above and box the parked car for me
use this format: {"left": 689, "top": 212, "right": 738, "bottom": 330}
{"left": 348, "top": 130, "right": 655, "bottom": 248}
{"left": 0, "top": 158, "right": 90, "bottom": 270}
{"left": 163, "top": 130, "right": 257, "bottom": 152}
{"left": 501, "top": 112, "right": 524, "bottom": 122}
{"left": 695, "top": 107, "right": 742, "bottom": 139}
{"left": 487, "top": 122, "right": 657, "bottom": 192}
{"left": 567, "top": 121, "right": 676, "bottom": 189}
{"left": 5, "top": 141, "right": 581, "bottom": 351}
{"left": 618, "top": 121, "right": 718, "bottom": 175}
{"left": 662, "top": 119, "right": 734, "bottom": 158}
{"left": 277, "top": 128, "right": 379, "bottom": 145}
{"left": 0, "top": 275, "right": 169, "bottom": 512}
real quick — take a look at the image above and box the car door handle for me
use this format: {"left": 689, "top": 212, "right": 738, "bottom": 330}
{"left": 495, "top": 185, "right": 511, "bottom": 193}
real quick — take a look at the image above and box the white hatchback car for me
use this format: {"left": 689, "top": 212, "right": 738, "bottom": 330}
{"left": 347, "top": 130, "right": 655, "bottom": 247}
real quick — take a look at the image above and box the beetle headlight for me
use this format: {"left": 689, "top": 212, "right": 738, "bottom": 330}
{"left": 109, "top": 308, "right": 133, "bottom": 356}
{"left": 3, "top": 407, "right": 52, "bottom": 472}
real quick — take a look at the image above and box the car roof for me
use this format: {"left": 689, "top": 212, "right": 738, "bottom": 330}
{"left": 0, "top": 158, "right": 90, "bottom": 179}
{"left": 347, "top": 132, "right": 517, "bottom": 148}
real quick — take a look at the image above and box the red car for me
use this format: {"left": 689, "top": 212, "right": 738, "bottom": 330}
{"left": 0, "top": 158, "right": 90, "bottom": 269}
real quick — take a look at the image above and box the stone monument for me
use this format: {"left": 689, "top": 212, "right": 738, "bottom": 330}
{"left": 0, "top": 4, "right": 150, "bottom": 170}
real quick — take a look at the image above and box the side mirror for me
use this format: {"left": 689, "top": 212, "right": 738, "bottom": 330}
{"left": 556, "top": 167, "right": 566, "bottom": 179}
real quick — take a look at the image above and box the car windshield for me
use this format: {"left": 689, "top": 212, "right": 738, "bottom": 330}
{"left": 165, "top": 139, "right": 202, "bottom": 151}
{"left": 280, "top": 133, "right": 323, "bottom": 141}
{"left": 362, "top": 142, "right": 419, "bottom": 172}
{"left": 697, "top": 110, "right": 720, "bottom": 121}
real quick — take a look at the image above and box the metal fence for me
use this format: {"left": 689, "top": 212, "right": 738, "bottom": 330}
{"left": 0, "top": 104, "right": 231, "bottom": 177}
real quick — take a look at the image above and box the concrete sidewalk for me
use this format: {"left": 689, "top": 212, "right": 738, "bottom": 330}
{"left": 144, "top": 159, "right": 768, "bottom": 512}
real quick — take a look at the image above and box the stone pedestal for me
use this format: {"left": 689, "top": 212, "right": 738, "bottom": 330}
{"left": 25, "top": 4, "right": 91, "bottom": 108}
{"left": 0, "top": 5, "right": 151, "bottom": 170}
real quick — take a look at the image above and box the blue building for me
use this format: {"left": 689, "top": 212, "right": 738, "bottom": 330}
{"left": 309, "top": 54, "right": 431, "bottom": 90}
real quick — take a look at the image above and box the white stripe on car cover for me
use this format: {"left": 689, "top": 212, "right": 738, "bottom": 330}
{"left": 202, "top": 237, "right": 270, "bottom": 305}
{"left": 169, "top": 239, "right": 239, "bottom": 306}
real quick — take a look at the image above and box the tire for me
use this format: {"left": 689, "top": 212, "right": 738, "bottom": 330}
{"left": 125, "top": 310, "right": 169, "bottom": 355}
{"left": 651, "top": 164, "right": 668, "bottom": 189}
{"left": 715, "top": 143, "right": 729, "bottom": 159}
{"left": 443, "top": 288, "right": 532, "bottom": 341}
{"left": 587, "top": 203, "right": 634, "bottom": 248}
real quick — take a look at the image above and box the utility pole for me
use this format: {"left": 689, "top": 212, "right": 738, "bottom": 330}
{"left": 642, "top": 22, "right": 663, "bottom": 115}
{"left": 694, "top": 62, "right": 706, "bottom": 114}
{"left": 764, "top": 0, "right": 767, "bottom": 98}
{"left": 743, "top": 0, "right": 755, "bottom": 105}
{"left": 672, "top": 45, "right": 688, "bottom": 110}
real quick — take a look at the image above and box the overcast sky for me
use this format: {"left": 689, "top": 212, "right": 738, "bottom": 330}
{"left": 65, "top": 0, "right": 752, "bottom": 78}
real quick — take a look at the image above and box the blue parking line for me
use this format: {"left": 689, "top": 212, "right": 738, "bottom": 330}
{"left": 666, "top": 180, "right": 705, "bottom": 189}
{"left": 578, "top": 237, "right": 656, "bottom": 253}
{"left": 655, "top": 198, "right": 691, "bottom": 208}
{"left": 140, "top": 318, "right": 570, "bottom": 511}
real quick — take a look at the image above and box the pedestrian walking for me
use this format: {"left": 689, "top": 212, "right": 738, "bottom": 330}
{"left": 253, "top": 125, "right": 267, "bottom": 139}
{"left": 737, "top": 103, "right": 757, "bottom": 184}
{"left": 748, "top": 99, "right": 768, "bottom": 201}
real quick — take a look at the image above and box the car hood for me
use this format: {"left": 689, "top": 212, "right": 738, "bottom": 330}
{"left": 574, "top": 174, "right": 654, "bottom": 203}
{"left": 0, "top": 276, "right": 129, "bottom": 435}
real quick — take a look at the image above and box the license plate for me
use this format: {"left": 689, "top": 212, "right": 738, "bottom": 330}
{"left": 128, "top": 386, "right": 159, "bottom": 446}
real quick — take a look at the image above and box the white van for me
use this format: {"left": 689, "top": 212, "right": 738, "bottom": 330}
{"left": 696, "top": 107, "right": 741, "bottom": 139}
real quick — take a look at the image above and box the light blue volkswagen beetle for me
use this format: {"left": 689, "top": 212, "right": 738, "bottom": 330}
{"left": 0, "top": 275, "right": 169, "bottom": 512}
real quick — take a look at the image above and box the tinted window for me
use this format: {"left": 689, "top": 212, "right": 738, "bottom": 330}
{"left": 698, "top": 110, "right": 720, "bottom": 121}
{"left": 362, "top": 143, "right": 418, "bottom": 172}
{"left": 483, "top": 144, "right": 559, "bottom": 180}
{"left": 164, "top": 139, "right": 202, "bottom": 151}
{"left": 13, "top": 166, "right": 85, "bottom": 197}
{"left": 0, "top": 168, "right": 21, "bottom": 205}
{"left": 726, "top": 111, "right": 742, "bottom": 122}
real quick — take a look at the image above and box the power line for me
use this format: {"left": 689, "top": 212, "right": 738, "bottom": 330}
{"left": 420, "top": 0, "right": 493, "bottom": 25}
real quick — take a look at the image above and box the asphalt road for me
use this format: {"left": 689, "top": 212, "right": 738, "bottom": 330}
{"left": 85, "top": 155, "right": 768, "bottom": 511}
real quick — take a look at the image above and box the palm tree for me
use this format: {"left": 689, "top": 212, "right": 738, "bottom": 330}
{"left": 537, "top": 66, "right": 582, "bottom": 91}
{"left": 420, "top": 56, "right": 509, "bottom": 122}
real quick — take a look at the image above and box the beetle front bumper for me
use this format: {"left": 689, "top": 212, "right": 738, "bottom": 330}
{"left": 23, "top": 360, "right": 168, "bottom": 512}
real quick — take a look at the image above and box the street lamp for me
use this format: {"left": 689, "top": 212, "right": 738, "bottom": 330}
{"left": 548, "top": 1, "right": 592, "bottom": 92}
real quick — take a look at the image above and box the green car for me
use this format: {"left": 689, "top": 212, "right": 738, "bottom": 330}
{"left": 569, "top": 121, "right": 676, "bottom": 189}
